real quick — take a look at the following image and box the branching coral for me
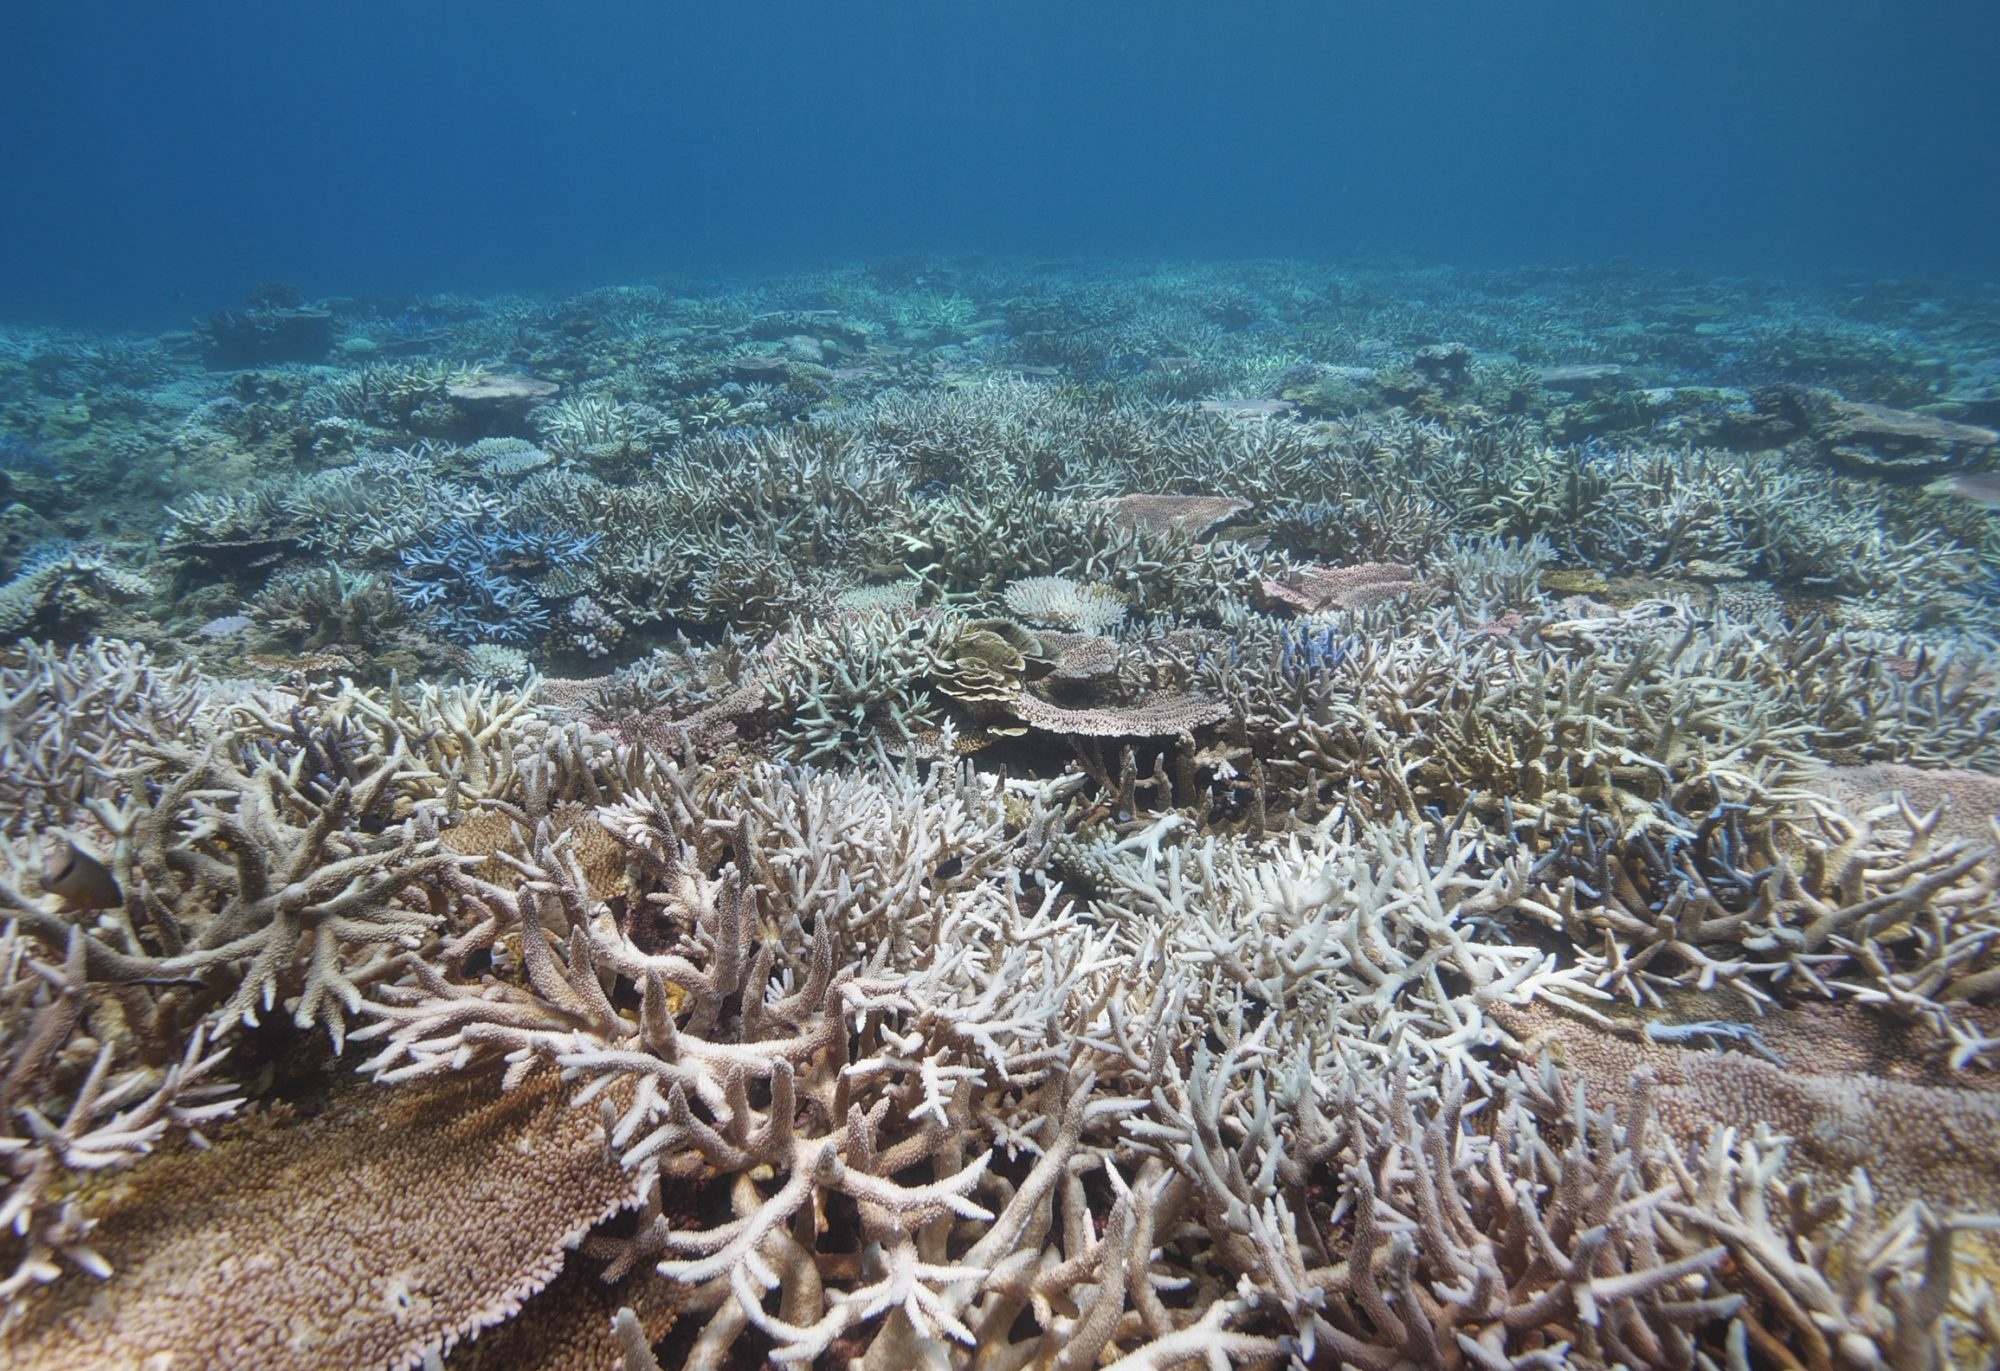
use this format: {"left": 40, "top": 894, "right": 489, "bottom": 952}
{"left": 0, "top": 925, "right": 239, "bottom": 1306}
{"left": 752, "top": 608, "right": 946, "bottom": 763}
{"left": 1495, "top": 1002, "right": 2000, "bottom": 1367}
{"left": 1527, "top": 792, "right": 2000, "bottom": 1062}
{"left": 338, "top": 744, "right": 1834, "bottom": 1368}
{"left": 249, "top": 561, "right": 408, "bottom": 650}
{"left": 0, "top": 638, "right": 212, "bottom": 837}
{"left": 1071, "top": 811, "right": 1595, "bottom": 1084}
{"left": 352, "top": 755, "right": 1134, "bottom": 1366}
{"left": 1662, "top": 1128, "right": 1994, "bottom": 1371}
{"left": 0, "top": 663, "right": 575, "bottom": 1326}
{"left": 121, "top": 742, "right": 460, "bottom": 1047}
{"left": 394, "top": 518, "right": 599, "bottom": 646}
{"left": 0, "top": 640, "right": 1990, "bottom": 1368}
{"left": 8, "top": 258, "right": 2000, "bottom": 1369}
{"left": 0, "top": 546, "right": 152, "bottom": 637}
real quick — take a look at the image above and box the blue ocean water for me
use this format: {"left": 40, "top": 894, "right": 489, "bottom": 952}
{"left": 3, "top": 0, "right": 1998, "bottom": 325}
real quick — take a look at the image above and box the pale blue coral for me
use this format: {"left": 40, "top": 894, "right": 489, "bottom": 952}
{"left": 392, "top": 519, "right": 599, "bottom": 645}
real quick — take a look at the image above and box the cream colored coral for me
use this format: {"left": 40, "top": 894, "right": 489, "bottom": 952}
{"left": 1001, "top": 575, "right": 1127, "bottom": 635}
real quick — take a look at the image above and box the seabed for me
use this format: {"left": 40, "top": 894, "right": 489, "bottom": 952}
{"left": 2, "top": 257, "right": 2000, "bottom": 1369}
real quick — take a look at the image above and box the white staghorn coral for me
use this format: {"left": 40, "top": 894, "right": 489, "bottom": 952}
{"left": 356, "top": 757, "right": 1129, "bottom": 1366}
{"left": 1661, "top": 1125, "right": 1996, "bottom": 1371}
{"left": 1525, "top": 789, "right": 2000, "bottom": 1062}
{"left": 0, "top": 660, "right": 574, "bottom": 1316}
{"left": 12, "top": 253, "right": 2000, "bottom": 1371}
{"left": 0, "top": 631, "right": 1993, "bottom": 1367}
{"left": 0, "top": 922, "right": 241, "bottom": 1310}
{"left": 344, "top": 741, "right": 1811, "bottom": 1367}
{"left": 0, "top": 639, "right": 213, "bottom": 838}
{"left": 1076, "top": 811, "right": 1598, "bottom": 1085}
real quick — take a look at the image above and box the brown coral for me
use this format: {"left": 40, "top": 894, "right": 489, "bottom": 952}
{"left": 1254, "top": 560, "right": 1423, "bottom": 613}
{"left": 1, "top": 1069, "right": 638, "bottom": 1371}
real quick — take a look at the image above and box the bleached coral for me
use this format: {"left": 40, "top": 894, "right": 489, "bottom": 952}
{"left": 0, "top": 630, "right": 1988, "bottom": 1368}
{"left": 0, "top": 548, "right": 152, "bottom": 636}
{"left": 1531, "top": 792, "right": 2000, "bottom": 1063}
{"left": 285, "top": 450, "right": 502, "bottom": 558}
{"left": 10, "top": 258, "right": 2000, "bottom": 1368}
{"left": 1074, "top": 812, "right": 1595, "bottom": 1084}
{"left": 1015, "top": 689, "right": 1224, "bottom": 738}
{"left": 1661, "top": 1127, "right": 1995, "bottom": 1370}
{"left": 0, "top": 932, "right": 239, "bottom": 1306}
{"left": 247, "top": 561, "right": 406, "bottom": 650}
{"left": 467, "top": 435, "right": 555, "bottom": 481}
{"left": 0, "top": 639, "right": 213, "bottom": 837}
{"left": 0, "top": 659, "right": 582, "bottom": 1319}
{"left": 462, "top": 641, "right": 533, "bottom": 683}
{"left": 754, "top": 608, "right": 946, "bottom": 763}
{"left": 1002, "top": 574, "right": 1129, "bottom": 635}
{"left": 344, "top": 746, "right": 1869, "bottom": 1368}
{"left": 835, "top": 579, "right": 924, "bottom": 614}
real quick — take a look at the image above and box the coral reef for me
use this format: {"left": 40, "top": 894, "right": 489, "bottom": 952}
{"left": 3, "top": 257, "right": 2000, "bottom": 1369}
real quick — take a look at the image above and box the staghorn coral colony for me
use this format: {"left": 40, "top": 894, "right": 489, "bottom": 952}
{"left": 1, "top": 258, "right": 2000, "bottom": 1369}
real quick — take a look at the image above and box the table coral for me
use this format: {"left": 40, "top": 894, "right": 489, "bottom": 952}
{"left": 0, "top": 1070, "right": 638, "bottom": 1371}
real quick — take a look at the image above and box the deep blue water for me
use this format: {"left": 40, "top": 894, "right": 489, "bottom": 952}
{"left": 4, "top": 1, "right": 1998, "bottom": 325}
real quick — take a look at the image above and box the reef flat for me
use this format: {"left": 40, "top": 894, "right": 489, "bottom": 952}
{"left": 3, "top": 258, "right": 2000, "bottom": 1368}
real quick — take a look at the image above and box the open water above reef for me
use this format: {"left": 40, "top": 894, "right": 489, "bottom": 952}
{"left": 7, "top": 1, "right": 2000, "bottom": 323}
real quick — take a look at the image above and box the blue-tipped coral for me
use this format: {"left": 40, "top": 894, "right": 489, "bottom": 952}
{"left": 392, "top": 518, "right": 598, "bottom": 645}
